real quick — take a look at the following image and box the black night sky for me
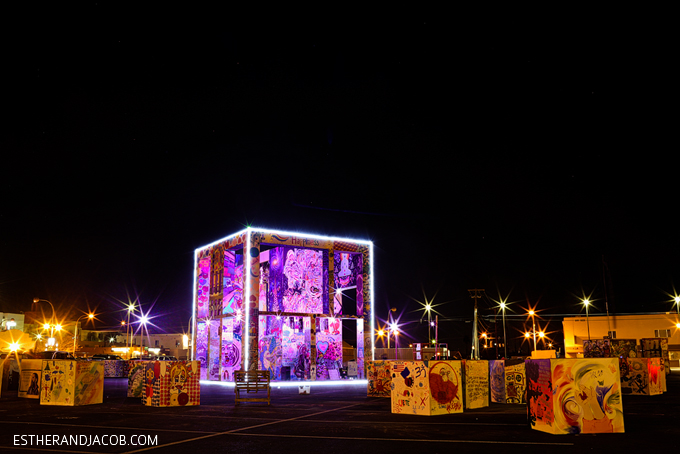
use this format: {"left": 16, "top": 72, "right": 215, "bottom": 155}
{"left": 1, "top": 6, "right": 678, "bottom": 355}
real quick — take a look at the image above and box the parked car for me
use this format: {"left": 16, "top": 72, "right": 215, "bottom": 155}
{"left": 30, "top": 351, "right": 76, "bottom": 360}
{"left": 91, "top": 354, "right": 123, "bottom": 361}
{"left": 156, "top": 355, "right": 177, "bottom": 361}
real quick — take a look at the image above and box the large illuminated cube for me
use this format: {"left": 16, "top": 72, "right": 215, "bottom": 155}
{"left": 40, "top": 360, "right": 104, "bottom": 406}
{"left": 143, "top": 361, "right": 200, "bottom": 407}
{"left": 366, "top": 360, "right": 392, "bottom": 397}
{"left": 463, "top": 360, "right": 489, "bottom": 409}
{"left": 526, "top": 358, "right": 625, "bottom": 434}
{"left": 192, "top": 228, "right": 373, "bottom": 382}
{"left": 391, "top": 360, "right": 463, "bottom": 415}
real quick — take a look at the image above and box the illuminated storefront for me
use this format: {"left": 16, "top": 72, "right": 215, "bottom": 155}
{"left": 192, "top": 227, "right": 374, "bottom": 382}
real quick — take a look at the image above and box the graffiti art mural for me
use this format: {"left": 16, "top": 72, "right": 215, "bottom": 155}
{"left": 428, "top": 361, "right": 463, "bottom": 414}
{"left": 489, "top": 360, "right": 505, "bottom": 403}
{"left": 40, "top": 361, "right": 104, "bottom": 406}
{"left": 143, "top": 361, "right": 200, "bottom": 407}
{"left": 463, "top": 360, "right": 489, "bottom": 409}
{"left": 504, "top": 359, "right": 526, "bottom": 404}
{"left": 193, "top": 228, "right": 373, "bottom": 381}
{"left": 103, "top": 360, "right": 130, "bottom": 378}
{"left": 367, "top": 360, "right": 391, "bottom": 397}
{"left": 583, "top": 339, "right": 611, "bottom": 358}
{"left": 315, "top": 322, "right": 342, "bottom": 381}
{"left": 609, "top": 339, "right": 637, "bottom": 359}
{"left": 18, "top": 359, "right": 42, "bottom": 399}
{"left": 391, "top": 361, "right": 430, "bottom": 415}
{"left": 527, "top": 358, "right": 624, "bottom": 434}
{"left": 621, "top": 357, "right": 662, "bottom": 395}
{"left": 390, "top": 361, "right": 463, "bottom": 415}
{"left": 127, "top": 361, "right": 147, "bottom": 398}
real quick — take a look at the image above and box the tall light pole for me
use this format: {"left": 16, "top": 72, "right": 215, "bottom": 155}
{"left": 425, "top": 303, "right": 432, "bottom": 343}
{"left": 674, "top": 296, "right": 680, "bottom": 315}
{"left": 34, "top": 298, "right": 60, "bottom": 352}
{"left": 33, "top": 298, "right": 55, "bottom": 319}
{"left": 469, "top": 289, "right": 484, "bottom": 360}
{"left": 33, "top": 298, "right": 56, "bottom": 328}
{"left": 73, "top": 313, "right": 94, "bottom": 355}
{"left": 434, "top": 315, "right": 439, "bottom": 358}
{"left": 583, "top": 299, "right": 591, "bottom": 341}
{"left": 138, "top": 313, "right": 148, "bottom": 359}
{"left": 387, "top": 307, "right": 396, "bottom": 358}
{"left": 528, "top": 310, "right": 537, "bottom": 353}
{"left": 500, "top": 302, "right": 507, "bottom": 359}
{"left": 126, "top": 303, "right": 135, "bottom": 359}
{"left": 389, "top": 322, "right": 399, "bottom": 358}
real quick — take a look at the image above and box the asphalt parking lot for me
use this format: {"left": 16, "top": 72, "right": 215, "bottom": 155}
{"left": 1, "top": 373, "right": 679, "bottom": 453}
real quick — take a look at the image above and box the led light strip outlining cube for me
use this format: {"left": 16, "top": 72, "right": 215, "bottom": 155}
{"left": 192, "top": 227, "right": 374, "bottom": 381}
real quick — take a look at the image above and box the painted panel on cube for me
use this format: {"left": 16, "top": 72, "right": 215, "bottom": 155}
{"left": 526, "top": 359, "right": 554, "bottom": 433}
{"left": 128, "top": 361, "right": 147, "bottom": 398}
{"left": 622, "top": 357, "right": 650, "bottom": 395}
{"left": 267, "top": 246, "right": 326, "bottom": 314}
{"left": 464, "top": 360, "right": 489, "bottom": 409}
{"left": 73, "top": 362, "right": 104, "bottom": 406}
{"left": 221, "top": 317, "right": 241, "bottom": 382}
{"left": 583, "top": 339, "right": 611, "bottom": 358}
{"left": 391, "top": 361, "right": 430, "bottom": 415}
{"left": 147, "top": 361, "right": 200, "bottom": 407}
{"left": 489, "top": 360, "right": 505, "bottom": 403}
{"left": 315, "top": 324, "right": 342, "bottom": 380}
{"left": 505, "top": 360, "right": 526, "bottom": 404}
{"left": 143, "top": 361, "right": 161, "bottom": 406}
{"left": 610, "top": 339, "right": 637, "bottom": 359}
{"left": 40, "top": 361, "right": 103, "bottom": 406}
{"left": 196, "top": 321, "right": 208, "bottom": 380}
{"left": 19, "top": 359, "right": 42, "bottom": 399}
{"left": 208, "top": 319, "right": 221, "bottom": 380}
{"left": 196, "top": 256, "right": 210, "bottom": 319}
{"left": 551, "top": 358, "right": 624, "bottom": 434}
{"left": 367, "top": 360, "right": 391, "bottom": 397}
{"left": 648, "top": 357, "right": 662, "bottom": 395}
{"left": 428, "top": 361, "right": 463, "bottom": 414}
{"left": 103, "top": 360, "right": 129, "bottom": 378}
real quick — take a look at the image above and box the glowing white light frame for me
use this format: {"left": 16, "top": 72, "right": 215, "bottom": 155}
{"left": 194, "top": 227, "right": 375, "bottom": 373}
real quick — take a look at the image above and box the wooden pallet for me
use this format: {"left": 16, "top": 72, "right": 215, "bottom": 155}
{"left": 234, "top": 370, "right": 271, "bottom": 405}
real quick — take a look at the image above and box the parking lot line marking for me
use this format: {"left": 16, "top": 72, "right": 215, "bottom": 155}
{"left": 0, "top": 420, "right": 213, "bottom": 435}
{"left": 227, "top": 432, "right": 575, "bottom": 446}
{"left": 293, "top": 419, "right": 527, "bottom": 426}
{"left": 122, "top": 403, "right": 363, "bottom": 454}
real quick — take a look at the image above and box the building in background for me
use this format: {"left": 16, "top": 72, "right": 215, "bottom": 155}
{"left": 562, "top": 313, "right": 680, "bottom": 365}
{"left": 1, "top": 313, "right": 24, "bottom": 332}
